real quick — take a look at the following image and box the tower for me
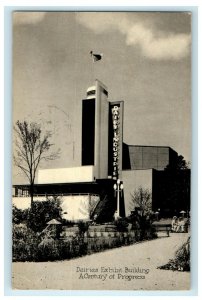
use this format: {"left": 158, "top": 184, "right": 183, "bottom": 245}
{"left": 82, "top": 79, "right": 109, "bottom": 179}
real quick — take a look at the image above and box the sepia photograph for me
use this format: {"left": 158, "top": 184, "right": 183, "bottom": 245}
{"left": 12, "top": 11, "right": 191, "bottom": 290}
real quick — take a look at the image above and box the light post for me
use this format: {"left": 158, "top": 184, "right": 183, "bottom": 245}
{"left": 155, "top": 211, "right": 159, "bottom": 221}
{"left": 113, "top": 179, "right": 124, "bottom": 220}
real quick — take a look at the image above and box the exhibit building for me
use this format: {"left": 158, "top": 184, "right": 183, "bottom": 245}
{"left": 13, "top": 80, "right": 190, "bottom": 221}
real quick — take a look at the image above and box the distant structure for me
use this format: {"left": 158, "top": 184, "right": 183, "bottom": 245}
{"left": 122, "top": 148, "right": 190, "bottom": 217}
{"left": 13, "top": 80, "right": 190, "bottom": 220}
{"left": 123, "top": 144, "right": 178, "bottom": 171}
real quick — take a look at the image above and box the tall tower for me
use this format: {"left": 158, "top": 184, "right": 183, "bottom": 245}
{"left": 82, "top": 79, "right": 109, "bottom": 179}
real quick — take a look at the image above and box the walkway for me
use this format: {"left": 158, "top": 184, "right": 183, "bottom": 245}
{"left": 12, "top": 233, "right": 190, "bottom": 290}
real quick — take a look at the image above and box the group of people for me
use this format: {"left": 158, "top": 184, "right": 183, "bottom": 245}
{"left": 171, "top": 216, "right": 189, "bottom": 233}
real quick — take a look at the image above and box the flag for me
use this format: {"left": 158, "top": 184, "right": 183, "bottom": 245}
{"left": 90, "top": 51, "right": 103, "bottom": 62}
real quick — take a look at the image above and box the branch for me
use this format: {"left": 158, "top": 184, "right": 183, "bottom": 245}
{"left": 41, "top": 151, "right": 61, "bottom": 161}
{"left": 14, "top": 120, "right": 61, "bottom": 185}
{"left": 14, "top": 162, "right": 30, "bottom": 182}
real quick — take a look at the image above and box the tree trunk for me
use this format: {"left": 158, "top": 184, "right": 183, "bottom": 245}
{"left": 30, "top": 183, "right": 34, "bottom": 208}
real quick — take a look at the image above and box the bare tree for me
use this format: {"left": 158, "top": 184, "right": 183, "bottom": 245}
{"left": 131, "top": 187, "right": 152, "bottom": 217}
{"left": 14, "top": 120, "right": 60, "bottom": 206}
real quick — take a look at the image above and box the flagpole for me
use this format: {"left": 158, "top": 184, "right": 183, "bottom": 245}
{"left": 91, "top": 56, "right": 94, "bottom": 83}
{"left": 90, "top": 51, "right": 93, "bottom": 83}
{"left": 90, "top": 50, "right": 103, "bottom": 82}
{"left": 90, "top": 51, "right": 102, "bottom": 83}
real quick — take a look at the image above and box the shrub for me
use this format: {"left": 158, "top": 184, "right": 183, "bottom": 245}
{"left": 12, "top": 224, "right": 40, "bottom": 261}
{"left": 158, "top": 237, "right": 190, "bottom": 271}
{"left": 61, "top": 219, "right": 74, "bottom": 227}
{"left": 113, "top": 218, "right": 129, "bottom": 232}
{"left": 26, "top": 199, "right": 62, "bottom": 232}
{"left": 12, "top": 205, "right": 28, "bottom": 224}
{"left": 77, "top": 221, "right": 89, "bottom": 236}
{"left": 13, "top": 219, "right": 157, "bottom": 262}
{"left": 13, "top": 225, "right": 88, "bottom": 262}
{"left": 37, "top": 238, "right": 60, "bottom": 261}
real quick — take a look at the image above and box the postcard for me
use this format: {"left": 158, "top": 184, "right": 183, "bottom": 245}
{"left": 12, "top": 11, "right": 191, "bottom": 290}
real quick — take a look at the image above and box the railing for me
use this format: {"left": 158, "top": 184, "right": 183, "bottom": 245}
{"left": 13, "top": 193, "right": 100, "bottom": 198}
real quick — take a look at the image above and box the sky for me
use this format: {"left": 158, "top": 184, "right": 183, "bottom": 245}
{"left": 12, "top": 11, "right": 191, "bottom": 184}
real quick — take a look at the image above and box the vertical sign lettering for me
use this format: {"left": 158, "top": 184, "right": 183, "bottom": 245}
{"left": 111, "top": 105, "right": 120, "bottom": 179}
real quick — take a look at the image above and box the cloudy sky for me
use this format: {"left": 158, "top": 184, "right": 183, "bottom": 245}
{"left": 13, "top": 11, "right": 191, "bottom": 184}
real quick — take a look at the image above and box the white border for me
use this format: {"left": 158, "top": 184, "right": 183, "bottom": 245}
{"left": 1, "top": 0, "right": 201, "bottom": 299}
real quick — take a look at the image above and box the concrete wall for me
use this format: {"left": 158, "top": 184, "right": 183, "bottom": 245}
{"left": 60, "top": 194, "right": 99, "bottom": 220}
{"left": 94, "top": 80, "right": 109, "bottom": 179}
{"left": 38, "top": 166, "right": 95, "bottom": 184}
{"left": 13, "top": 196, "right": 46, "bottom": 210}
{"left": 13, "top": 194, "right": 100, "bottom": 221}
{"left": 122, "top": 169, "right": 153, "bottom": 216}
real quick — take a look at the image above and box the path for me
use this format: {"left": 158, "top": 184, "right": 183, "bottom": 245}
{"left": 12, "top": 233, "right": 190, "bottom": 290}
